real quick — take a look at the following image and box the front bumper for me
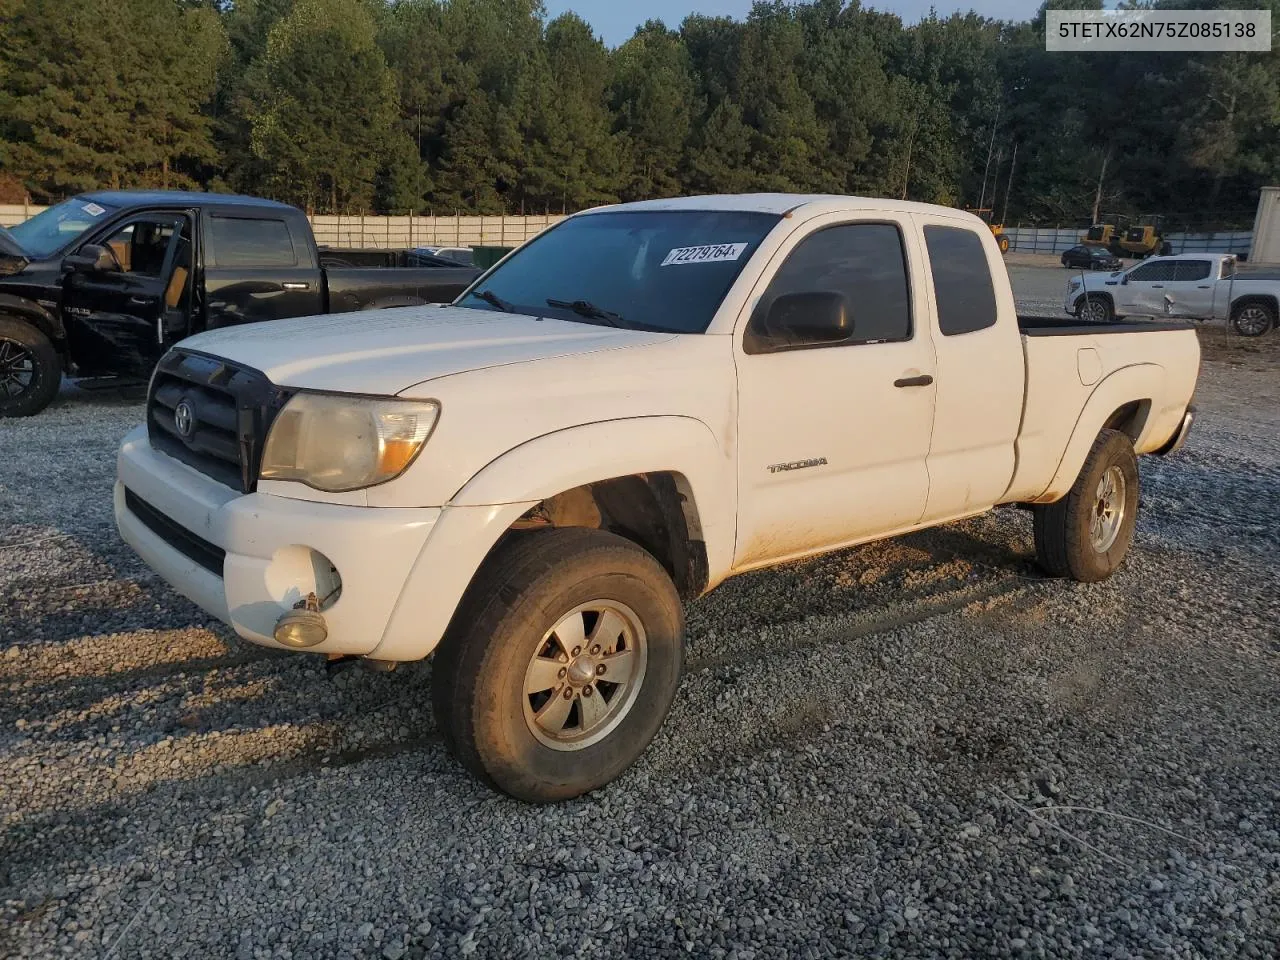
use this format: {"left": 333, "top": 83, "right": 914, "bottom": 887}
{"left": 115, "top": 426, "right": 440, "bottom": 655}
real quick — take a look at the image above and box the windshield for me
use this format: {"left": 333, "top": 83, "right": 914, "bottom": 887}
{"left": 8, "top": 197, "right": 117, "bottom": 259}
{"left": 460, "top": 210, "right": 780, "bottom": 333}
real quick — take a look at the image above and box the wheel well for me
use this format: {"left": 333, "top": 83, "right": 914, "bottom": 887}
{"left": 1102, "top": 399, "right": 1151, "bottom": 441}
{"left": 1075, "top": 291, "right": 1113, "bottom": 311}
{"left": 506, "top": 473, "right": 709, "bottom": 601}
{"left": 1231, "top": 294, "right": 1278, "bottom": 317}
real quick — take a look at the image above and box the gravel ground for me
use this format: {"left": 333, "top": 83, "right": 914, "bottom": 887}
{"left": 2, "top": 269, "right": 1278, "bottom": 959}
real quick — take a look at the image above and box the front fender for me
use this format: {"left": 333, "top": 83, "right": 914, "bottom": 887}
{"left": 1034, "top": 363, "right": 1167, "bottom": 502}
{"left": 452, "top": 415, "right": 735, "bottom": 580}
{"left": 0, "top": 291, "right": 63, "bottom": 342}
{"left": 370, "top": 416, "right": 735, "bottom": 662}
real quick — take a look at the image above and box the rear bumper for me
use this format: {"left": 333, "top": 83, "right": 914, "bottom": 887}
{"left": 1155, "top": 406, "right": 1195, "bottom": 456}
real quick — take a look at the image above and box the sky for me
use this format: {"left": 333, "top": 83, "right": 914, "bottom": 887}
{"left": 541, "top": 0, "right": 1035, "bottom": 47}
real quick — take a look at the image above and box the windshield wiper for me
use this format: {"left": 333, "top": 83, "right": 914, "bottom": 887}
{"left": 546, "top": 298, "right": 625, "bottom": 327}
{"left": 473, "top": 289, "right": 513, "bottom": 313}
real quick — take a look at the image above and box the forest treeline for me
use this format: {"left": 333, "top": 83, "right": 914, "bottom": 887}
{"left": 1, "top": 0, "right": 1277, "bottom": 226}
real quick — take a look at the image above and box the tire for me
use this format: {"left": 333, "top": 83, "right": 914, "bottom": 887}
{"left": 0, "top": 317, "right": 61, "bottom": 418}
{"left": 1231, "top": 301, "right": 1276, "bottom": 338}
{"left": 1033, "top": 429, "right": 1140, "bottom": 583}
{"left": 1074, "top": 295, "right": 1114, "bottom": 324}
{"left": 997, "top": 235, "right": 1010, "bottom": 254}
{"left": 432, "top": 528, "right": 685, "bottom": 802}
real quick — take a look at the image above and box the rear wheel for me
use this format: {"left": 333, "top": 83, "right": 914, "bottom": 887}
{"left": 432, "top": 528, "right": 685, "bottom": 802}
{"left": 1231, "top": 301, "right": 1276, "bottom": 337}
{"left": 997, "top": 235, "right": 1010, "bottom": 254}
{"left": 0, "top": 318, "right": 61, "bottom": 418}
{"left": 1033, "top": 429, "right": 1139, "bottom": 583}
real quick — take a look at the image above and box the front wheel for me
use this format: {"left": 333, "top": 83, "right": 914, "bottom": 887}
{"left": 1075, "top": 295, "right": 1114, "bottom": 324}
{"left": 0, "top": 317, "right": 61, "bottom": 418}
{"left": 1033, "top": 429, "right": 1140, "bottom": 583}
{"left": 1231, "top": 301, "right": 1276, "bottom": 337}
{"left": 432, "top": 528, "right": 685, "bottom": 802}
{"left": 997, "top": 235, "right": 1010, "bottom": 254}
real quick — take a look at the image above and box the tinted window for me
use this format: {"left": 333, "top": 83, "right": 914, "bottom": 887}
{"left": 1128, "top": 260, "right": 1176, "bottom": 282}
{"left": 923, "top": 225, "right": 997, "bottom": 336}
{"left": 1174, "top": 259, "right": 1211, "bottom": 281}
{"left": 210, "top": 217, "right": 296, "bottom": 267}
{"left": 461, "top": 210, "right": 779, "bottom": 333}
{"left": 754, "top": 223, "right": 911, "bottom": 347}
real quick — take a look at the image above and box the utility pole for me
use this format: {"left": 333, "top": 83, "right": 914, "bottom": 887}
{"left": 1001, "top": 142, "right": 1018, "bottom": 225}
{"left": 978, "top": 104, "right": 1001, "bottom": 211}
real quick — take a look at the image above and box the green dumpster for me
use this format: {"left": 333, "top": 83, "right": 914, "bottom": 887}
{"left": 472, "top": 245, "right": 515, "bottom": 270}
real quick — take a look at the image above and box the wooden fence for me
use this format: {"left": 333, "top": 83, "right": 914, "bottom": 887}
{"left": 0, "top": 203, "right": 566, "bottom": 248}
{"left": 0, "top": 203, "right": 1257, "bottom": 256}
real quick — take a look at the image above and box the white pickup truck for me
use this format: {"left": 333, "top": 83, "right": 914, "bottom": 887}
{"left": 1066, "top": 253, "right": 1280, "bottom": 336}
{"left": 116, "top": 195, "right": 1200, "bottom": 801}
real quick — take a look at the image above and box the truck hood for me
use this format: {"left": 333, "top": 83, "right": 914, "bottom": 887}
{"left": 180, "top": 305, "right": 676, "bottom": 395}
{"left": 0, "top": 226, "right": 28, "bottom": 260}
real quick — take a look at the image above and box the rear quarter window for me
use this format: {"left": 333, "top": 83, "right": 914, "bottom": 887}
{"left": 923, "top": 225, "right": 998, "bottom": 336}
{"left": 209, "top": 217, "right": 297, "bottom": 267}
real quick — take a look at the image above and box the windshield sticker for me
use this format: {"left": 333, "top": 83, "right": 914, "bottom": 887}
{"left": 81, "top": 202, "right": 107, "bottom": 217}
{"left": 661, "top": 242, "right": 749, "bottom": 267}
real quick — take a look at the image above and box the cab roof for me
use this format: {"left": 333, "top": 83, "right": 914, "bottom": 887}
{"left": 579, "top": 193, "right": 983, "bottom": 221}
{"left": 80, "top": 190, "right": 297, "bottom": 211}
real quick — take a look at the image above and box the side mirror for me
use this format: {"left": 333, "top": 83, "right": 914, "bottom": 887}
{"left": 753, "top": 291, "right": 852, "bottom": 349}
{"left": 1119, "top": 274, "right": 1129, "bottom": 285}
{"left": 63, "top": 243, "right": 118, "bottom": 275}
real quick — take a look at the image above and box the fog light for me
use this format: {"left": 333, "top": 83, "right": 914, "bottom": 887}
{"left": 274, "top": 593, "right": 328, "bottom": 648}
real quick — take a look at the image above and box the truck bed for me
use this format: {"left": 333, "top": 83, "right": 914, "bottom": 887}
{"left": 323, "top": 264, "right": 481, "bottom": 313}
{"left": 1002, "top": 320, "right": 1201, "bottom": 503}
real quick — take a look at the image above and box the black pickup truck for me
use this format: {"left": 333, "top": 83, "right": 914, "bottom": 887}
{"left": 0, "top": 191, "right": 481, "bottom": 417}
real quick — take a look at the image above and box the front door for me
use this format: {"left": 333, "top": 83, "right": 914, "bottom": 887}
{"left": 734, "top": 217, "right": 936, "bottom": 569}
{"left": 1118, "top": 259, "right": 1177, "bottom": 317}
{"left": 62, "top": 212, "right": 192, "bottom": 377}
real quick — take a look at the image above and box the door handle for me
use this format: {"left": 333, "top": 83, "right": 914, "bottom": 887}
{"left": 281, "top": 282, "right": 311, "bottom": 290}
{"left": 129, "top": 295, "right": 156, "bottom": 305}
{"left": 1151, "top": 284, "right": 1164, "bottom": 289}
{"left": 894, "top": 375, "right": 934, "bottom": 388}
{"left": 1197, "top": 285, "right": 1211, "bottom": 289}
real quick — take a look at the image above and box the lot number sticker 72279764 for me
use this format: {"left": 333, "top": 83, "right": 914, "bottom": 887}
{"left": 661, "top": 242, "right": 749, "bottom": 267}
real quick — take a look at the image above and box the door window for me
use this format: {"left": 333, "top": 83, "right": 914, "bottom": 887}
{"left": 751, "top": 222, "right": 912, "bottom": 350}
{"left": 1173, "top": 260, "right": 1211, "bottom": 281}
{"left": 1127, "top": 261, "right": 1176, "bottom": 282}
{"left": 209, "top": 217, "right": 297, "bottom": 267}
{"left": 98, "top": 216, "right": 182, "bottom": 277}
{"left": 923, "top": 225, "right": 998, "bottom": 336}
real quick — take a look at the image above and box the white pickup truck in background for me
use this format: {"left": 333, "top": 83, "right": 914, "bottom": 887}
{"left": 115, "top": 194, "right": 1200, "bottom": 801}
{"left": 1067, "top": 253, "right": 1280, "bottom": 336}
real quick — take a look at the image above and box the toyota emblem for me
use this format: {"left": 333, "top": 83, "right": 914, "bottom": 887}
{"left": 174, "top": 399, "right": 195, "bottom": 439}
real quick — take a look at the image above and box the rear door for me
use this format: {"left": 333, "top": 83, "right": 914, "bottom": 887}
{"left": 1167, "top": 258, "right": 1215, "bottom": 317}
{"left": 201, "top": 212, "right": 323, "bottom": 330}
{"left": 61, "top": 211, "right": 189, "bottom": 377}
{"left": 915, "top": 218, "right": 1025, "bottom": 521}
{"left": 733, "top": 214, "right": 936, "bottom": 568}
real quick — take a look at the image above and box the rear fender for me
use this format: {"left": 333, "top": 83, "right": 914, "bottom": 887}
{"left": 1034, "top": 364, "right": 1167, "bottom": 502}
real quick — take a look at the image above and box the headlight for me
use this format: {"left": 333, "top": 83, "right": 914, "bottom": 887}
{"left": 260, "top": 393, "right": 440, "bottom": 492}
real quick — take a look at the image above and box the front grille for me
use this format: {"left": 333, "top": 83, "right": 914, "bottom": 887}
{"left": 147, "top": 350, "right": 291, "bottom": 493}
{"left": 124, "top": 488, "right": 226, "bottom": 576}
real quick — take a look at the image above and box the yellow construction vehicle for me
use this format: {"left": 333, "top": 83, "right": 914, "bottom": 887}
{"left": 1082, "top": 213, "right": 1129, "bottom": 255}
{"left": 1117, "top": 214, "right": 1173, "bottom": 259}
{"left": 965, "top": 208, "right": 1010, "bottom": 253}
